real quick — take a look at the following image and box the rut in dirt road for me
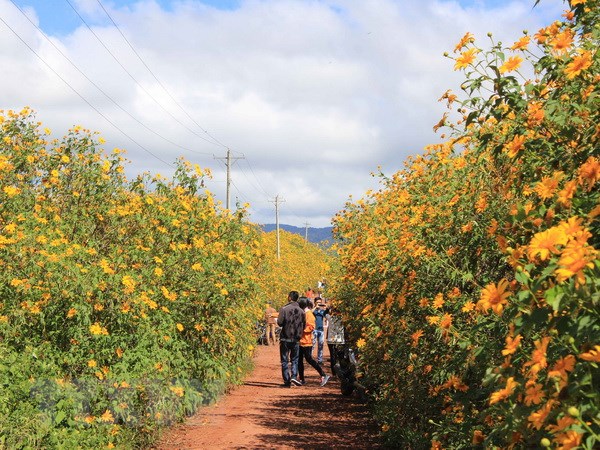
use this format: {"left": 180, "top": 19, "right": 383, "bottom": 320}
{"left": 154, "top": 344, "right": 385, "bottom": 449}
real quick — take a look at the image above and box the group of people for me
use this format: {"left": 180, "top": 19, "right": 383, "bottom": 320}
{"left": 266, "top": 290, "right": 341, "bottom": 388}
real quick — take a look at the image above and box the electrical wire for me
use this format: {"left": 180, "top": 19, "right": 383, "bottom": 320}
{"left": 0, "top": 15, "right": 173, "bottom": 167}
{"left": 8, "top": 0, "right": 214, "bottom": 159}
{"left": 95, "top": 0, "right": 228, "bottom": 149}
{"left": 63, "top": 0, "right": 224, "bottom": 148}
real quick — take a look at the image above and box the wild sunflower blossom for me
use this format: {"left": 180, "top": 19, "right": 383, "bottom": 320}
{"left": 502, "top": 334, "right": 522, "bottom": 356}
{"left": 504, "top": 135, "right": 526, "bottom": 158}
{"left": 578, "top": 345, "right": 600, "bottom": 363}
{"left": 454, "top": 32, "right": 475, "bottom": 52}
{"left": 524, "top": 382, "right": 545, "bottom": 406}
{"left": 577, "top": 156, "right": 600, "bottom": 190}
{"left": 564, "top": 50, "right": 593, "bottom": 79}
{"left": 555, "top": 239, "right": 597, "bottom": 285}
{"left": 489, "top": 377, "right": 518, "bottom": 405}
{"left": 477, "top": 279, "right": 511, "bottom": 315}
{"left": 510, "top": 35, "right": 531, "bottom": 51}
{"left": 527, "top": 227, "right": 568, "bottom": 261}
{"left": 454, "top": 48, "right": 480, "bottom": 70}
{"left": 499, "top": 56, "right": 523, "bottom": 74}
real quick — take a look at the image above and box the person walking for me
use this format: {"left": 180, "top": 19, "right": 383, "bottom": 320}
{"left": 298, "top": 297, "right": 330, "bottom": 387}
{"left": 277, "top": 291, "right": 305, "bottom": 387}
{"left": 264, "top": 301, "right": 278, "bottom": 346}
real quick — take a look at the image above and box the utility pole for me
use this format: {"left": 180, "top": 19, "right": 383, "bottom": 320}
{"left": 270, "top": 195, "right": 285, "bottom": 260}
{"left": 214, "top": 148, "right": 244, "bottom": 210}
{"left": 303, "top": 222, "right": 310, "bottom": 242}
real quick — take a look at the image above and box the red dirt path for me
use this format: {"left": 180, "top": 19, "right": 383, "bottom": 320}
{"left": 153, "top": 344, "right": 384, "bottom": 449}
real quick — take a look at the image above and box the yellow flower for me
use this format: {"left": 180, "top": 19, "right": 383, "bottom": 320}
{"left": 504, "top": 135, "right": 526, "bottom": 158}
{"left": 176, "top": 323, "right": 184, "bottom": 332}
{"left": 439, "top": 313, "right": 452, "bottom": 330}
{"left": 527, "top": 227, "right": 568, "bottom": 261}
{"left": 499, "top": 56, "right": 523, "bottom": 74}
{"left": 535, "top": 173, "right": 563, "bottom": 200}
{"left": 154, "top": 267, "right": 164, "bottom": 277}
{"left": 555, "top": 239, "right": 596, "bottom": 285}
{"left": 489, "top": 377, "right": 518, "bottom": 405}
{"left": 3, "top": 186, "right": 20, "bottom": 197}
{"left": 524, "top": 336, "right": 551, "bottom": 376}
{"left": 477, "top": 279, "right": 511, "bottom": 315}
{"left": 454, "top": 32, "right": 475, "bottom": 52}
{"left": 90, "top": 322, "right": 108, "bottom": 336}
{"left": 564, "top": 50, "right": 592, "bottom": 79}
{"left": 454, "top": 48, "right": 480, "bottom": 70}
{"left": 577, "top": 156, "right": 600, "bottom": 191}
{"left": 502, "top": 334, "right": 522, "bottom": 356}
{"left": 578, "top": 345, "right": 600, "bottom": 363}
{"left": 510, "top": 35, "right": 530, "bottom": 51}
{"left": 100, "top": 409, "right": 114, "bottom": 423}
{"left": 356, "top": 338, "right": 366, "bottom": 349}
{"left": 121, "top": 275, "right": 136, "bottom": 293}
{"left": 432, "top": 293, "right": 444, "bottom": 309}
{"left": 461, "top": 301, "right": 475, "bottom": 313}
{"left": 169, "top": 386, "right": 184, "bottom": 397}
{"left": 88, "top": 359, "right": 97, "bottom": 368}
{"left": 66, "top": 308, "right": 77, "bottom": 318}
{"left": 524, "top": 382, "right": 544, "bottom": 406}
{"left": 410, "top": 330, "right": 423, "bottom": 347}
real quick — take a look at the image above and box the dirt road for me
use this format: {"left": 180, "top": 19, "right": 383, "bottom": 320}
{"left": 154, "top": 344, "right": 384, "bottom": 449}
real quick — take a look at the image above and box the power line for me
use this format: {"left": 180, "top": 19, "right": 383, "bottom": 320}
{"left": 8, "top": 0, "right": 213, "bottom": 159}
{"left": 63, "top": 0, "right": 224, "bottom": 148}
{"left": 95, "top": 0, "right": 228, "bottom": 149}
{"left": 0, "top": 14, "right": 172, "bottom": 167}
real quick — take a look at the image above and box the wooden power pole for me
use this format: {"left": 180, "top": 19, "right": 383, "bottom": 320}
{"left": 214, "top": 148, "right": 244, "bottom": 210}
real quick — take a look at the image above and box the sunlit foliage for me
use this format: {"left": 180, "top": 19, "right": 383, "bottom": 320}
{"left": 0, "top": 109, "right": 265, "bottom": 448}
{"left": 333, "top": 1, "right": 598, "bottom": 448}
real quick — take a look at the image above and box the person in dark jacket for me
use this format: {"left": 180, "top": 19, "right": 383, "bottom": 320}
{"left": 277, "top": 290, "right": 306, "bottom": 387}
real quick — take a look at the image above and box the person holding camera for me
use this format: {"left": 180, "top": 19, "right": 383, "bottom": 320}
{"left": 312, "top": 298, "right": 328, "bottom": 365}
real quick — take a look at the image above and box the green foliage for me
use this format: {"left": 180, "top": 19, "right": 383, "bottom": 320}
{"left": 333, "top": 2, "right": 599, "bottom": 448}
{"left": 0, "top": 109, "right": 264, "bottom": 448}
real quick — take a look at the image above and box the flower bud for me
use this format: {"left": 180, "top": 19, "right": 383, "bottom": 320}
{"left": 540, "top": 438, "right": 551, "bottom": 447}
{"left": 568, "top": 406, "right": 579, "bottom": 417}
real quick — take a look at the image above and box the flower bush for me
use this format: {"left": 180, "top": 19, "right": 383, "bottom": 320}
{"left": 332, "top": 1, "right": 598, "bottom": 448}
{"left": 0, "top": 108, "right": 265, "bottom": 448}
{"left": 257, "top": 229, "right": 334, "bottom": 306}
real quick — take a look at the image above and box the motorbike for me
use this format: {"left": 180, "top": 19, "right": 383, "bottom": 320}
{"left": 332, "top": 342, "right": 366, "bottom": 397}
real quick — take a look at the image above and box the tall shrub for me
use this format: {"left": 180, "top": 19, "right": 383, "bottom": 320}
{"left": 333, "top": 1, "right": 598, "bottom": 448}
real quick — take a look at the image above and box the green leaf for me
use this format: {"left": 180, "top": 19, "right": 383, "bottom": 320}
{"left": 54, "top": 410, "right": 66, "bottom": 425}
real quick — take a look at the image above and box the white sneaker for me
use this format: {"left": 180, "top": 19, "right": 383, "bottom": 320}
{"left": 320, "top": 375, "right": 330, "bottom": 387}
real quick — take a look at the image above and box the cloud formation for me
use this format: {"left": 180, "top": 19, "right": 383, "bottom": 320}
{"left": 1, "top": 0, "right": 563, "bottom": 226}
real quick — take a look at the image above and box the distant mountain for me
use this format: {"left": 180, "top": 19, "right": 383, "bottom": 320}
{"left": 260, "top": 224, "right": 333, "bottom": 244}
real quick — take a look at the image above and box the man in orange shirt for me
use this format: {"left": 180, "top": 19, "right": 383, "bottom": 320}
{"left": 297, "top": 297, "right": 330, "bottom": 387}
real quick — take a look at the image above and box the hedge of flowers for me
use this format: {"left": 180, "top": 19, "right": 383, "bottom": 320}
{"left": 0, "top": 108, "right": 267, "bottom": 448}
{"left": 332, "top": 1, "right": 598, "bottom": 448}
{"left": 258, "top": 229, "right": 333, "bottom": 306}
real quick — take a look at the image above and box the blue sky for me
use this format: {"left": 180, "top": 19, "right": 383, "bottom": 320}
{"left": 12, "top": 0, "right": 242, "bottom": 35}
{"left": 11, "top": 0, "right": 554, "bottom": 36}
{"left": 1, "top": 0, "right": 564, "bottom": 226}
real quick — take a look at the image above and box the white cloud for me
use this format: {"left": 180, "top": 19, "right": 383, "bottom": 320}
{"left": 0, "top": 0, "right": 563, "bottom": 226}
